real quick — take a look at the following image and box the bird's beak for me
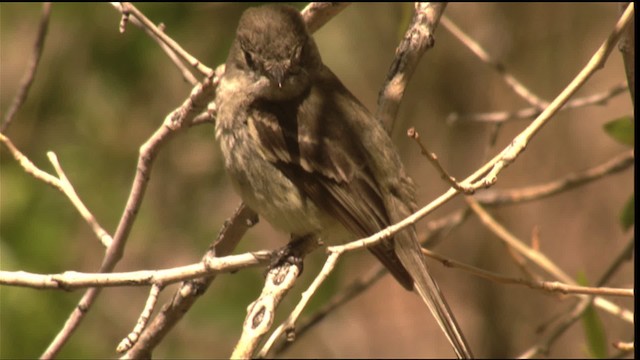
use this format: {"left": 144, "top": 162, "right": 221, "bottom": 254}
{"left": 269, "top": 65, "right": 286, "bottom": 88}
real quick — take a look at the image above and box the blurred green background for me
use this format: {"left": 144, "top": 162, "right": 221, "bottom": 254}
{"left": 1, "top": 3, "right": 633, "bottom": 358}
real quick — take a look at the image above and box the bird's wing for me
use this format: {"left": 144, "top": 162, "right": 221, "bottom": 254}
{"left": 247, "top": 71, "right": 414, "bottom": 289}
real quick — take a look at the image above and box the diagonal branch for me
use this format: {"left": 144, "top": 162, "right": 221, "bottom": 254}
{"left": 1, "top": 3, "right": 51, "bottom": 133}
{"left": 41, "top": 65, "right": 223, "bottom": 360}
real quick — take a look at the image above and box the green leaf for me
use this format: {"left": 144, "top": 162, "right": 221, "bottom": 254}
{"left": 620, "top": 194, "right": 634, "bottom": 231}
{"left": 603, "top": 116, "right": 634, "bottom": 146}
{"left": 577, "top": 273, "right": 608, "bottom": 359}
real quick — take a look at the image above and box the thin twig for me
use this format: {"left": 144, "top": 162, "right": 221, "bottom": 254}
{"left": 0, "top": 133, "right": 61, "bottom": 188}
{"left": 422, "top": 248, "right": 633, "bottom": 297}
{"left": 1, "top": 3, "right": 51, "bottom": 133}
{"left": 447, "top": 83, "right": 628, "bottom": 124}
{"left": 408, "top": 127, "right": 476, "bottom": 194}
{"left": 112, "top": 3, "right": 212, "bottom": 77}
{"left": 475, "top": 150, "right": 634, "bottom": 206}
{"left": 518, "top": 236, "right": 635, "bottom": 358}
{"left": 441, "top": 15, "right": 547, "bottom": 109}
{"left": 0, "top": 135, "right": 113, "bottom": 247}
{"left": 467, "top": 198, "right": 634, "bottom": 323}
{"left": 112, "top": 4, "right": 199, "bottom": 85}
{"left": 47, "top": 152, "right": 113, "bottom": 247}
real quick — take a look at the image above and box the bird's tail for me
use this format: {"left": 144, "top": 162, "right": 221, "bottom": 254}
{"left": 389, "top": 196, "right": 473, "bottom": 359}
{"left": 394, "top": 230, "right": 473, "bottom": 359}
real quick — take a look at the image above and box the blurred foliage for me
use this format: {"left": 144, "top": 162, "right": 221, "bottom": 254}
{"left": 577, "top": 273, "right": 608, "bottom": 359}
{"left": 0, "top": 3, "right": 634, "bottom": 359}
{"left": 619, "top": 194, "right": 634, "bottom": 231}
{"left": 603, "top": 116, "right": 634, "bottom": 146}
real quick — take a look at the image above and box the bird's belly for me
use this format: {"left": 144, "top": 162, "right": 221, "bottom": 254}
{"left": 217, "top": 127, "right": 342, "bottom": 238}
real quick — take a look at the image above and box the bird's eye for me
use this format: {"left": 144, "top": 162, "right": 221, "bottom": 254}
{"left": 243, "top": 50, "right": 255, "bottom": 69}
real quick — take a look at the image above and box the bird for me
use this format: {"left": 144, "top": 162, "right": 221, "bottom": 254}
{"left": 214, "top": 4, "right": 472, "bottom": 358}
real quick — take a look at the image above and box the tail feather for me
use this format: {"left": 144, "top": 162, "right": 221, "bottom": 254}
{"left": 394, "top": 232, "right": 473, "bottom": 359}
{"left": 388, "top": 196, "right": 473, "bottom": 359}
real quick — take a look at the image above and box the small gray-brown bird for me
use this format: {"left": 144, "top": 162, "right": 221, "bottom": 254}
{"left": 215, "top": 4, "right": 472, "bottom": 358}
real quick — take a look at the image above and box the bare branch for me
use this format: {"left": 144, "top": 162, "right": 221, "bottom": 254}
{"left": 112, "top": 2, "right": 213, "bottom": 77}
{"left": 117, "top": 284, "right": 163, "bottom": 353}
{"left": 0, "top": 251, "right": 270, "bottom": 289}
{"left": 441, "top": 15, "right": 547, "bottom": 109}
{"left": 122, "top": 204, "right": 257, "bottom": 359}
{"left": 518, "top": 236, "right": 635, "bottom": 358}
{"left": 377, "top": 2, "right": 447, "bottom": 133}
{"left": 408, "top": 127, "right": 476, "bottom": 194}
{"left": 1, "top": 3, "right": 51, "bottom": 133}
{"left": 475, "top": 150, "right": 634, "bottom": 206}
{"left": 447, "top": 83, "right": 628, "bottom": 124}
{"left": 467, "top": 198, "right": 634, "bottom": 323}
{"left": 301, "top": 2, "right": 351, "bottom": 34}
{"left": 478, "top": 3, "right": 635, "bottom": 188}
{"left": 422, "top": 248, "right": 633, "bottom": 297}
{"left": 258, "top": 252, "right": 341, "bottom": 358}
{"left": 0, "top": 135, "right": 112, "bottom": 247}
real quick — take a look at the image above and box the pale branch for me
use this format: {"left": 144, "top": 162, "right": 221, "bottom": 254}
{"left": 112, "top": 4, "right": 199, "bottom": 85}
{"left": 1, "top": 3, "right": 51, "bottom": 133}
{"left": 47, "top": 152, "right": 113, "bottom": 247}
{"left": 613, "top": 341, "right": 634, "bottom": 352}
{"left": 0, "top": 133, "right": 63, "bottom": 189}
{"left": 0, "top": 134, "right": 112, "bottom": 247}
{"left": 233, "top": 236, "right": 321, "bottom": 359}
{"left": 271, "top": 264, "right": 388, "bottom": 356}
{"left": 0, "top": 250, "right": 270, "bottom": 289}
{"left": 301, "top": 2, "right": 351, "bottom": 34}
{"left": 258, "top": 252, "right": 341, "bottom": 358}
{"left": 122, "top": 204, "right": 257, "bottom": 359}
{"left": 377, "top": 2, "right": 447, "bottom": 133}
{"left": 232, "top": 261, "right": 302, "bottom": 359}
{"left": 117, "top": 284, "right": 163, "bottom": 353}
